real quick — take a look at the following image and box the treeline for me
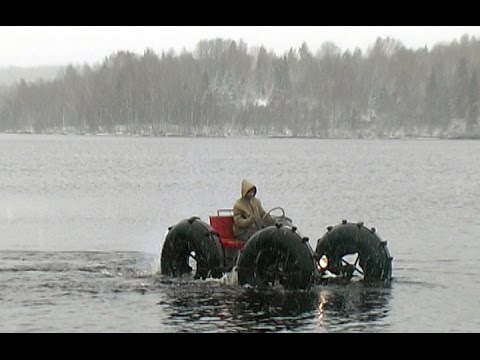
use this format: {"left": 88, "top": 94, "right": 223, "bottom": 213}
{"left": 0, "top": 36, "right": 479, "bottom": 138}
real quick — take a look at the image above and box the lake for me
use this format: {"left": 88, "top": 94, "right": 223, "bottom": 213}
{"left": 1, "top": 134, "right": 479, "bottom": 332}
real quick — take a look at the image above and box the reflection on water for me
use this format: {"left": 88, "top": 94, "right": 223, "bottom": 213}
{"left": 230, "top": 288, "right": 319, "bottom": 332}
{"left": 156, "top": 276, "right": 392, "bottom": 332}
{"left": 316, "top": 283, "right": 392, "bottom": 332}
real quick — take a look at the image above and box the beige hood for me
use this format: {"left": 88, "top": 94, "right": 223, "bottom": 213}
{"left": 241, "top": 179, "right": 257, "bottom": 198}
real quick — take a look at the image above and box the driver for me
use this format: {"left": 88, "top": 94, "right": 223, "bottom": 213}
{"left": 233, "top": 179, "right": 275, "bottom": 242}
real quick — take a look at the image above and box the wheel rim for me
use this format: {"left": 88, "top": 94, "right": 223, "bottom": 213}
{"left": 318, "top": 253, "right": 365, "bottom": 281}
{"left": 341, "top": 253, "right": 364, "bottom": 280}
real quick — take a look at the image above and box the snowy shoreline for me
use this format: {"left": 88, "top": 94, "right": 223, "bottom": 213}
{"left": 2, "top": 129, "right": 479, "bottom": 140}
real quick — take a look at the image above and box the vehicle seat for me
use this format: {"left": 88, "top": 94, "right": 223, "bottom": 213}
{"left": 209, "top": 215, "right": 244, "bottom": 249}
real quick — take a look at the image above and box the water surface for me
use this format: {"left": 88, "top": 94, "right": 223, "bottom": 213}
{"left": 1, "top": 134, "right": 479, "bottom": 332}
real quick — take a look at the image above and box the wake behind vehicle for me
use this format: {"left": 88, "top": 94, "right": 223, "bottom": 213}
{"left": 160, "top": 207, "right": 393, "bottom": 289}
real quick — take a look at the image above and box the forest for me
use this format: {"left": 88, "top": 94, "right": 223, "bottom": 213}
{"left": 1, "top": 35, "right": 479, "bottom": 138}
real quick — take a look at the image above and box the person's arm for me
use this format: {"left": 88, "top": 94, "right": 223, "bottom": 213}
{"left": 234, "top": 205, "right": 254, "bottom": 228}
{"left": 258, "top": 200, "right": 275, "bottom": 225}
{"left": 258, "top": 201, "right": 267, "bottom": 219}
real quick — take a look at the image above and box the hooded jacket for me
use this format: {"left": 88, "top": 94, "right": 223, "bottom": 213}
{"left": 233, "top": 179, "right": 273, "bottom": 240}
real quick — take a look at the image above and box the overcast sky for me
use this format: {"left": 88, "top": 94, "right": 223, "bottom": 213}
{"left": 2, "top": 26, "right": 480, "bottom": 68}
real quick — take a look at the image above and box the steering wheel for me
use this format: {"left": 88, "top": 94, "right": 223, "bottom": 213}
{"left": 262, "top": 206, "right": 286, "bottom": 224}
